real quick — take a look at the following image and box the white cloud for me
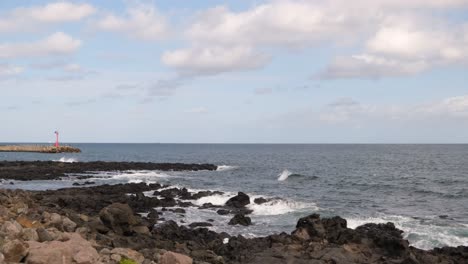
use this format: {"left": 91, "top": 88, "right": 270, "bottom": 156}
{"left": 162, "top": 46, "right": 269, "bottom": 75}
{"left": 95, "top": 3, "right": 168, "bottom": 41}
{"left": 0, "top": 64, "right": 23, "bottom": 77}
{"left": 320, "top": 54, "right": 429, "bottom": 79}
{"left": 0, "top": 32, "right": 81, "bottom": 58}
{"left": 0, "top": 2, "right": 95, "bottom": 32}
{"left": 169, "top": 0, "right": 468, "bottom": 77}
{"left": 322, "top": 15, "right": 468, "bottom": 78}
{"left": 318, "top": 95, "right": 468, "bottom": 124}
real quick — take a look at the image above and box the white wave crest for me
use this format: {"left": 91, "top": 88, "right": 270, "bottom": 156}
{"left": 248, "top": 197, "right": 317, "bottom": 216}
{"left": 54, "top": 157, "right": 78, "bottom": 163}
{"left": 192, "top": 193, "right": 234, "bottom": 206}
{"left": 346, "top": 214, "right": 468, "bottom": 250}
{"left": 277, "top": 169, "right": 292, "bottom": 181}
{"left": 217, "top": 165, "right": 238, "bottom": 171}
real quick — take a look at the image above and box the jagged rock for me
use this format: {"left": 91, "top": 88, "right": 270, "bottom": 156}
{"left": 161, "top": 251, "right": 193, "bottom": 264}
{"left": 356, "top": 222, "right": 409, "bottom": 257}
{"left": 217, "top": 209, "right": 230, "bottom": 215}
{"left": 253, "top": 197, "right": 268, "bottom": 205}
{"left": 189, "top": 222, "right": 213, "bottom": 228}
{"left": 26, "top": 233, "right": 99, "bottom": 264}
{"left": 228, "top": 214, "right": 252, "bottom": 226}
{"left": 294, "top": 213, "right": 326, "bottom": 240}
{"left": 99, "top": 203, "right": 137, "bottom": 235}
{"left": 1, "top": 239, "right": 29, "bottom": 263}
{"left": 225, "top": 192, "right": 250, "bottom": 208}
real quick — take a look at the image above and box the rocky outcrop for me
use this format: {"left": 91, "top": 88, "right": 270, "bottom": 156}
{"left": 228, "top": 214, "right": 252, "bottom": 226}
{"left": 0, "top": 161, "right": 217, "bottom": 181}
{"left": 1, "top": 182, "right": 467, "bottom": 264}
{"left": 225, "top": 192, "right": 250, "bottom": 208}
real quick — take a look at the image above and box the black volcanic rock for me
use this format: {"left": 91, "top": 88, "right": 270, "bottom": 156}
{"left": 225, "top": 192, "right": 250, "bottom": 208}
{"left": 0, "top": 161, "right": 217, "bottom": 181}
{"left": 228, "top": 214, "right": 252, "bottom": 226}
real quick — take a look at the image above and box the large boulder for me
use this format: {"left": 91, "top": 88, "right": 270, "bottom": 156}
{"left": 355, "top": 222, "right": 409, "bottom": 257}
{"left": 228, "top": 214, "right": 252, "bottom": 226}
{"left": 26, "top": 233, "right": 99, "bottom": 264}
{"left": 225, "top": 192, "right": 250, "bottom": 208}
{"left": 1, "top": 239, "right": 29, "bottom": 263}
{"left": 99, "top": 203, "right": 137, "bottom": 235}
{"left": 293, "top": 214, "right": 326, "bottom": 241}
{"left": 161, "top": 251, "right": 193, "bottom": 264}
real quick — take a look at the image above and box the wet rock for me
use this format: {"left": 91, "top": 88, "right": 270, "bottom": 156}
{"left": 189, "top": 222, "right": 213, "bottom": 228}
{"left": 253, "top": 197, "right": 268, "bottom": 205}
{"left": 161, "top": 251, "right": 193, "bottom": 264}
{"left": 99, "top": 203, "right": 137, "bottom": 235}
{"left": 216, "top": 209, "right": 230, "bottom": 215}
{"left": 1, "top": 239, "right": 29, "bottom": 263}
{"left": 173, "top": 208, "right": 186, "bottom": 214}
{"left": 294, "top": 213, "right": 326, "bottom": 240}
{"left": 225, "top": 192, "right": 250, "bottom": 208}
{"left": 228, "top": 214, "right": 252, "bottom": 226}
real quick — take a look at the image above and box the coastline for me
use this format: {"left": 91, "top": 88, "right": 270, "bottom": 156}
{"left": 0, "top": 145, "right": 81, "bottom": 153}
{"left": 0, "top": 162, "right": 466, "bottom": 263}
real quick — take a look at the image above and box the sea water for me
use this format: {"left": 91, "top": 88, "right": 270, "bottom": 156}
{"left": 1, "top": 143, "right": 467, "bottom": 250}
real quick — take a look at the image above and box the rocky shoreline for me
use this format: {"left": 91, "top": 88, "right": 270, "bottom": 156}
{"left": 0, "top": 162, "right": 467, "bottom": 263}
{"left": 0, "top": 161, "right": 217, "bottom": 181}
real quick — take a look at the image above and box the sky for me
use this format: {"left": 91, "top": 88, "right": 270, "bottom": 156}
{"left": 1, "top": 0, "right": 468, "bottom": 143}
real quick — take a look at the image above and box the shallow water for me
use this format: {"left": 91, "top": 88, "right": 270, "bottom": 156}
{"left": 1, "top": 143, "right": 467, "bottom": 249}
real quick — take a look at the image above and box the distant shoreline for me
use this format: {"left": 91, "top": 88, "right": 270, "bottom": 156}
{"left": 0, "top": 145, "right": 81, "bottom": 153}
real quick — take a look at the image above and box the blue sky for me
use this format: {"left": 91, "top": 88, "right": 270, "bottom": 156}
{"left": 1, "top": 0, "right": 468, "bottom": 143}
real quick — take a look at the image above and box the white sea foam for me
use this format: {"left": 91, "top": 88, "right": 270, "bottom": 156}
{"left": 248, "top": 197, "right": 317, "bottom": 216}
{"left": 347, "top": 213, "right": 468, "bottom": 250}
{"left": 277, "top": 169, "right": 292, "bottom": 181}
{"left": 54, "top": 157, "right": 78, "bottom": 163}
{"left": 216, "top": 165, "right": 238, "bottom": 171}
{"left": 192, "top": 193, "right": 234, "bottom": 206}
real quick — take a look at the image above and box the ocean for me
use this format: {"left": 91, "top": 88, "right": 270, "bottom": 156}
{"left": 1, "top": 143, "right": 467, "bottom": 250}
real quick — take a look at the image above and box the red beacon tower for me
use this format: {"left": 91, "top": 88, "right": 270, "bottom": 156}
{"left": 54, "top": 131, "right": 59, "bottom": 148}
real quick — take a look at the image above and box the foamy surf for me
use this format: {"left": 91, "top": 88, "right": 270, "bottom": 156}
{"left": 248, "top": 197, "right": 317, "bottom": 216}
{"left": 278, "top": 169, "right": 292, "bottom": 181}
{"left": 216, "top": 165, "right": 238, "bottom": 171}
{"left": 54, "top": 157, "right": 78, "bottom": 163}
{"left": 347, "top": 213, "right": 468, "bottom": 250}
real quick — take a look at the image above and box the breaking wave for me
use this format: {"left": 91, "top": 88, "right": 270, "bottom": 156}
{"left": 54, "top": 157, "right": 78, "bottom": 163}
{"left": 216, "top": 165, "right": 238, "bottom": 171}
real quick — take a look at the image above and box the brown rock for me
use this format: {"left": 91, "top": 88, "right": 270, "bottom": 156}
{"left": 26, "top": 233, "right": 99, "bottom": 264}
{"left": 16, "top": 215, "right": 42, "bottom": 228}
{"left": 1, "top": 239, "right": 29, "bottom": 262}
{"left": 20, "top": 228, "right": 39, "bottom": 241}
{"left": 110, "top": 248, "right": 145, "bottom": 264}
{"left": 161, "top": 251, "right": 193, "bottom": 264}
{"left": 99, "top": 203, "right": 137, "bottom": 235}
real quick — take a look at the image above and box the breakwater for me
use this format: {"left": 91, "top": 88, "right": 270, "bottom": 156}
{"left": 0, "top": 145, "right": 81, "bottom": 153}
